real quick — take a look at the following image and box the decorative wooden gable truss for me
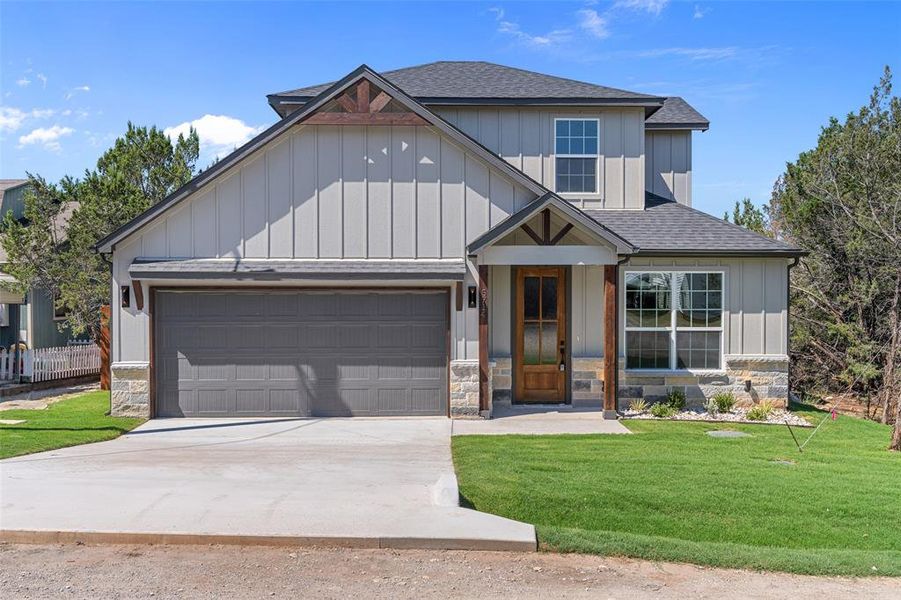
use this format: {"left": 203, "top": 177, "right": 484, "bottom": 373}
{"left": 302, "top": 80, "right": 429, "bottom": 126}
{"left": 519, "top": 208, "right": 574, "bottom": 247}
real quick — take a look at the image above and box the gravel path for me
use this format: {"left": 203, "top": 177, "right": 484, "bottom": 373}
{"left": 1, "top": 543, "right": 897, "bottom": 599}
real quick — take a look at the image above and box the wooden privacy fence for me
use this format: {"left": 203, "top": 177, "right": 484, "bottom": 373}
{"left": 0, "top": 344, "right": 102, "bottom": 383}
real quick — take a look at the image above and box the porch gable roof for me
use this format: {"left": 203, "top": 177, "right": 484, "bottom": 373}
{"left": 466, "top": 193, "right": 637, "bottom": 257}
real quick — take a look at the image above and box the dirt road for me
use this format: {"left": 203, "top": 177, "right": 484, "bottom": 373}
{"left": 1, "top": 543, "right": 897, "bottom": 599}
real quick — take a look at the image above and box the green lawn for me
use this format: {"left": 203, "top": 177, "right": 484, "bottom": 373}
{"left": 452, "top": 407, "right": 901, "bottom": 576}
{"left": 0, "top": 391, "right": 144, "bottom": 460}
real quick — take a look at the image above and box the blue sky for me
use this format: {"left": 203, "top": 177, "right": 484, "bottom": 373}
{"left": 1, "top": 1, "right": 898, "bottom": 217}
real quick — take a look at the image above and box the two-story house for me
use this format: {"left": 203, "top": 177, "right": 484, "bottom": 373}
{"left": 96, "top": 62, "right": 803, "bottom": 419}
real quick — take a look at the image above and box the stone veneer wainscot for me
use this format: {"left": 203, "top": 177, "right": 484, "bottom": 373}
{"left": 618, "top": 354, "right": 789, "bottom": 409}
{"left": 110, "top": 362, "right": 151, "bottom": 418}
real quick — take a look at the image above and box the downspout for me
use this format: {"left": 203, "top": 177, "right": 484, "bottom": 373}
{"left": 786, "top": 256, "right": 800, "bottom": 409}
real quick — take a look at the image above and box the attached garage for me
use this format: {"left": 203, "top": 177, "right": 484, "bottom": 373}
{"left": 153, "top": 290, "right": 449, "bottom": 417}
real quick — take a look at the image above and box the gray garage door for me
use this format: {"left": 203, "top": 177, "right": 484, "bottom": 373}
{"left": 154, "top": 290, "right": 448, "bottom": 417}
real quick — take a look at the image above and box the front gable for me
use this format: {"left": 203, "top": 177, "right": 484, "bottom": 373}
{"left": 109, "top": 68, "right": 545, "bottom": 266}
{"left": 98, "top": 65, "right": 549, "bottom": 256}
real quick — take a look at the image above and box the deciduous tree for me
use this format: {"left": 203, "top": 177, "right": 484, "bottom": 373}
{"left": 1, "top": 123, "right": 199, "bottom": 340}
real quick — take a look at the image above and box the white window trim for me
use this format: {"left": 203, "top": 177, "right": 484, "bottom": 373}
{"left": 553, "top": 117, "right": 600, "bottom": 196}
{"left": 623, "top": 269, "right": 726, "bottom": 373}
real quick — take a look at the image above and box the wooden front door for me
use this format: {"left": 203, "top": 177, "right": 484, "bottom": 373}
{"left": 515, "top": 267, "right": 566, "bottom": 403}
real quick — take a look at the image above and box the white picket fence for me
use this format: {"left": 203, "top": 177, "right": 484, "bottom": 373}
{"left": 0, "top": 344, "right": 101, "bottom": 383}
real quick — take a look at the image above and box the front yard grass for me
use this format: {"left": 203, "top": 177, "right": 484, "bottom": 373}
{"left": 0, "top": 391, "right": 144, "bottom": 460}
{"left": 452, "top": 407, "right": 901, "bottom": 576}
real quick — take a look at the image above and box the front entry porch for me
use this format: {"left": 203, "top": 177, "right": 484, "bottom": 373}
{"left": 466, "top": 194, "right": 635, "bottom": 420}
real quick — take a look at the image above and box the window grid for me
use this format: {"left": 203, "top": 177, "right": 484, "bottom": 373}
{"left": 625, "top": 271, "right": 725, "bottom": 371}
{"left": 554, "top": 118, "right": 599, "bottom": 195}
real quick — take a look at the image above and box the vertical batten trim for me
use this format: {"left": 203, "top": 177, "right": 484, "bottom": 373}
{"left": 363, "top": 126, "right": 369, "bottom": 259}
{"left": 389, "top": 127, "right": 394, "bottom": 258}
{"left": 314, "top": 128, "right": 320, "bottom": 259}
{"left": 264, "top": 152, "right": 270, "bottom": 258}
{"left": 437, "top": 131, "right": 443, "bottom": 258}
{"left": 289, "top": 131, "right": 296, "bottom": 258}
{"left": 214, "top": 185, "right": 220, "bottom": 258}
{"left": 238, "top": 170, "right": 245, "bottom": 258}
{"left": 339, "top": 127, "right": 345, "bottom": 259}
{"left": 412, "top": 127, "right": 418, "bottom": 258}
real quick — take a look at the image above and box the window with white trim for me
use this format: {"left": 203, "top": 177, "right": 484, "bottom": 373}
{"left": 625, "top": 271, "right": 724, "bottom": 370}
{"left": 555, "top": 118, "right": 598, "bottom": 194}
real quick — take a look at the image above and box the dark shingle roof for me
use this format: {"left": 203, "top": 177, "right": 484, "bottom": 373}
{"left": 584, "top": 194, "right": 803, "bottom": 256}
{"left": 646, "top": 97, "right": 709, "bottom": 130}
{"left": 271, "top": 61, "right": 663, "bottom": 103}
{"left": 269, "top": 62, "right": 707, "bottom": 128}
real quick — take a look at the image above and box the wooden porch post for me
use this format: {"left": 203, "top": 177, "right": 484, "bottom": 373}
{"left": 478, "top": 265, "right": 489, "bottom": 413}
{"left": 603, "top": 264, "right": 618, "bottom": 419}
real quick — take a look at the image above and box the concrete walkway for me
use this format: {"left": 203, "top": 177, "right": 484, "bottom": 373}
{"left": 0, "top": 418, "right": 535, "bottom": 551}
{"left": 453, "top": 405, "right": 631, "bottom": 435}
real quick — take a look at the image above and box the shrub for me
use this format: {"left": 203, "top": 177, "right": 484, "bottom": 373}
{"left": 713, "top": 391, "right": 736, "bottom": 413}
{"left": 704, "top": 397, "right": 720, "bottom": 417}
{"left": 666, "top": 389, "right": 686, "bottom": 411}
{"left": 746, "top": 400, "right": 775, "bottom": 421}
{"left": 629, "top": 398, "right": 649, "bottom": 413}
{"left": 650, "top": 402, "right": 677, "bottom": 418}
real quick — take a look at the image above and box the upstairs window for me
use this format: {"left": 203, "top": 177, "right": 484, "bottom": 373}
{"left": 555, "top": 118, "right": 599, "bottom": 194}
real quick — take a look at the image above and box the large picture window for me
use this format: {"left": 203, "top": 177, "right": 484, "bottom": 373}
{"left": 625, "top": 271, "right": 724, "bottom": 370}
{"left": 555, "top": 118, "right": 598, "bottom": 194}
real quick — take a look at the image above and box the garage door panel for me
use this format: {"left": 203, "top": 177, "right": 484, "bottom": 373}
{"left": 411, "top": 293, "right": 446, "bottom": 317}
{"left": 229, "top": 325, "right": 264, "bottom": 349}
{"left": 412, "top": 388, "right": 443, "bottom": 413}
{"left": 337, "top": 324, "right": 371, "bottom": 348}
{"left": 378, "top": 357, "right": 411, "bottom": 380}
{"left": 154, "top": 291, "right": 447, "bottom": 417}
{"left": 410, "top": 323, "right": 445, "bottom": 348}
{"left": 378, "top": 294, "right": 410, "bottom": 316}
{"left": 196, "top": 362, "right": 233, "bottom": 381}
{"left": 265, "top": 293, "right": 300, "bottom": 317}
{"left": 303, "top": 324, "right": 338, "bottom": 348}
{"left": 299, "top": 294, "right": 338, "bottom": 317}
{"left": 377, "top": 388, "right": 410, "bottom": 413}
{"left": 263, "top": 325, "right": 299, "bottom": 348}
{"left": 411, "top": 356, "right": 444, "bottom": 380}
{"left": 338, "top": 294, "right": 378, "bottom": 317}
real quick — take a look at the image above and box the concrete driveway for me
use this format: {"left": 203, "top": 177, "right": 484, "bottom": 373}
{"left": 0, "top": 418, "right": 535, "bottom": 551}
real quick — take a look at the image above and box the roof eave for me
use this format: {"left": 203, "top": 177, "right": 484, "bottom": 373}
{"left": 633, "top": 249, "right": 807, "bottom": 258}
{"left": 645, "top": 122, "right": 710, "bottom": 132}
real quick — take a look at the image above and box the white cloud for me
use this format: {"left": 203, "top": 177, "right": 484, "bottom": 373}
{"left": 164, "top": 114, "right": 263, "bottom": 159}
{"left": 36, "top": 73, "right": 48, "bottom": 87}
{"left": 0, "top": 107, "right": 55, "bottom": 132}
{"left": 16, "top": 77, "right": 31, "bottom": 87}
{"left": 635, "top": 46, "right": 739, "bottom": 61}
{"left": 17, "top": 125, "right": 74, "bottom": 151}
{"left": 0, "top": 107, "right": 27, "bottom": 132}
{"left": 577, "top": 9, "right": 610, "bottom": 39}
{"left": 64, "top": 85, "right": 90, "bottom": 100}
{"left": 490, "top": 6, "right": 571, "bottom": 47}
{"left": 614, "top": 0, "right": 669, "bottom": 16}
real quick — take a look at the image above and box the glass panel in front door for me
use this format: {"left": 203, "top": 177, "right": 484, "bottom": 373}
{"left": 523, "top": 274, "right": 559, "bottom": 367}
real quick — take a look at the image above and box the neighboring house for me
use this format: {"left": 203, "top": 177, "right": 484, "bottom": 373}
{"left": 96, "top": 62, "right": 804, "bottom": 419}
{"left": 0, "top": 179, "right": 82, "bottom": 351}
